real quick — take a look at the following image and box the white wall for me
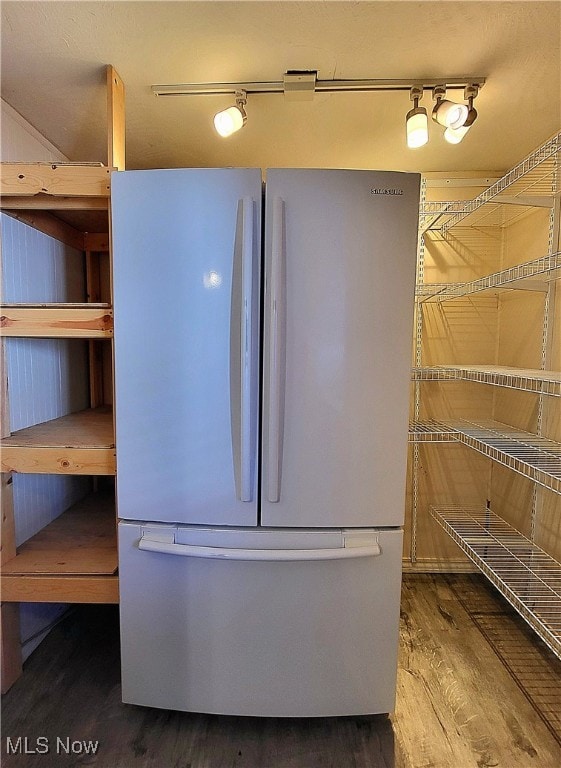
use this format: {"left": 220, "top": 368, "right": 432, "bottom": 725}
{"left": 1, "top": 98, "right": 90, "bottom": 660}
{"left": 1, "top": 100, "right": 67, "bottom": 162}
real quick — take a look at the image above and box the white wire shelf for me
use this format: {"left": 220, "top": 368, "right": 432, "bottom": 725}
{"left": 415, "top": 251, "right": 561, "bottom": 302}
{"left": 409, "top": 419, "right": 561, "bottom": 494}
{"left": 419, "top": 199, "right": 552, "bottom": 233}
{"left": 452, "top": 419, "right": 561, "bottom": 495}
{"left": 412, "top": 368, "right": 456, "bottom": 382}
{"left": 430, "top": 506, "right": 561, "bottom": 659}
{"left": 420, "top": 131, "right": 561, "bottom": 234}
{"left": 408, "top": 420, "right": 459, "bottom": 442}
{"left": 419, "top": 201, "right": 473, "bottom": 233}
{"left": 413, "top": 366, "right": 561, "bottom": 397}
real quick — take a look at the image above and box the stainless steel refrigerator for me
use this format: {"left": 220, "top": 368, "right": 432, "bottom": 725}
{"left": 112, "top": 168, "right": 420, "bottom": 717}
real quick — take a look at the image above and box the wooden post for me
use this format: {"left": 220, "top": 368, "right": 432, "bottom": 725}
{"left": 107, "top": 65, "right": 125, "bottom": 171}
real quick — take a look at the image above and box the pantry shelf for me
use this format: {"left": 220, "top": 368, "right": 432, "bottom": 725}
{"left": 430, "top": 506, "right": 561, "bottom": 659}
{"left": 450, "top": 419, "right": 561, "bottom": 494}
{"left": 1, "top": 491, "right": 118, "bottom": 603}
{"left": 420, "top": 131, "right": 561, "bottom": 233}
{"left": 408, "top": 421, "right": 458, "bottom": 442}
{"left": 0, "top": 304, "right": 113, "bottom": 338}
{"left": 419, "top": 200, "right": 473, "bottom": 234}
{"left": 415, "top": 251, "right": 561, "bottom": 303}
{"left": 413, "top": 366, "right": 561, "bottom": 397}
{"left": 0, "top": 162, "right": 112, "bottom": 198}
{"left": 409, "top": 419, "right": 561, "bottom": 494}
{"left": 0, "top": 407, "right": 115, "bottom": 475}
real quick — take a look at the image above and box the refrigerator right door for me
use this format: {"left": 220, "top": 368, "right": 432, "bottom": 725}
{"left": 261, "top": 169, "right": 420, "bottom": 528}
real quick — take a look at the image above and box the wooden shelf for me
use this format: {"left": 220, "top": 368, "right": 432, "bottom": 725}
{"left": 1, "top": 407, "right": 115, "bottom": 475}
{"left": 0, "top": 162, "right": 112, "bottom": 198}
{"left": 1, "top": 304, "right": 113, "bottom": 338}
{"left": 0, "top": 194, "right": 109, "bottom": 210}
{"left": 1, "top": 491, "right": 118, "bottom": 604}
{"left": 0, "top": 164, "right": 112, "bottom": 244}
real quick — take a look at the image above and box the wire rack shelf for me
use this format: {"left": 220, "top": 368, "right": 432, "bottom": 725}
{"left": 415, "top": 251, "right": 561, "bottom": 302}
{"left": 409, "top": 419, "right": 561, "bottom": 494}
{"left": 418, "top": 201, "right": 473, "bottom": 233}
{"left": 408, "top": 420, "right": 458, "bottom": 442}
{"left": 412, "top": 366, "right": 561, "bottom": 396}
{"left": 431, "top": 506, "right": 561, "bottom": 658}
{"left": 420, "top": 131, "right": 561, "bottom": 234}
{"left": 450, "top": 419, "right": 561, "bottom": 495}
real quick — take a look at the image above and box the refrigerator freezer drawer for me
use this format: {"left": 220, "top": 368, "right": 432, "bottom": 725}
{"left": 118, "top": 522, "right": 403, "bottom": 717}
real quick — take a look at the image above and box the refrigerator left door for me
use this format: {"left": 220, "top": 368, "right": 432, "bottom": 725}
{"left": 112, "top": 169, "right": 262, "bottom": 526}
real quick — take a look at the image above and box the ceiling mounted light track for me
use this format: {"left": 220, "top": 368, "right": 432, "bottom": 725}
{"left": 152, "top": 71, "right": 485, "bottom": 143}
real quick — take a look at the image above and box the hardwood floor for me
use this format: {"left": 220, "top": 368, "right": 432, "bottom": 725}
{"left": 2, "top": 575, "right": 560, "bottom": 768}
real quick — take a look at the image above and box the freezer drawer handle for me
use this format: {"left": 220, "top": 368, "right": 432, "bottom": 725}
{"left": 267, "top": 197, "right": 286, "bottom": 503}
{"left": 138, "top": 535, "right": 382, "bottom": 561}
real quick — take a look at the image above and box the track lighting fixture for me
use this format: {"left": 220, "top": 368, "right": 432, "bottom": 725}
{"left": 152, "top": 73, "right": 485, "bottom": 147}
{"left": 405, "top": 86, "right": 428, "bottom": 149}
{"left": 213, "top": 91, "right": 247, "bottom": 137}
{"left": 431, "top": 86, "right": 469, "bottom": 129}
{"left": 444, "top": 86, "right": 479, "bottom": 144}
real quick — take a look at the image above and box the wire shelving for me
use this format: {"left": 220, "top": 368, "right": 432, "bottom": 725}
{"left": 431, "top": 506, "right": 561, "bottom": 659}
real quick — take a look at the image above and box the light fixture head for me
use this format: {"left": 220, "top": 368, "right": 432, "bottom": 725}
{"left": 405, "top": 87, "right": 428, "bottom": 149}
{"left": 431, "top": 86, "right": 469, "bottom": 129}
{"left": 444, "top": 97, "right": 478, "bottom": 144}
{"left": 432, "top": 99, "right": 469, "bottom": 129}
{"left": 214, "top": 91, "right": 247, "bottom": 137}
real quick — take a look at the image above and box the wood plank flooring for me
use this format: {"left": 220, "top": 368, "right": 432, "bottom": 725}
{"left": 2, "top": 574, "right": 560, "bottom": 768}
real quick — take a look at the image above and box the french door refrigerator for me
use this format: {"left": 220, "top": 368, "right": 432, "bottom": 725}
{"left": 112, "top": 168, "right": 420, "bottom": 717}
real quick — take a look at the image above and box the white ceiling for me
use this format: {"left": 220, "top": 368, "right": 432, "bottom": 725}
{"left": 1, "top": 1, "right": 559, "bottom": 174}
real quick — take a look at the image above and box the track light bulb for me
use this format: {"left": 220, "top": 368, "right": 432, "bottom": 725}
{"left": 406, "top": 105, "right": 428, "bottom": 148}
{"left": 432, "top": 99, "right": 469, "bottom": 130}
{"left": 444, "top": 125, "right": 469, "bottom": 144}
{"left": 214, "top": 92, "right": 247, "bottom": 137}
{"left": 444, "top": 103, "right": 478, "bottom": 144}
{"left": 406, "top": 88, "right": 428, "bottom": 149}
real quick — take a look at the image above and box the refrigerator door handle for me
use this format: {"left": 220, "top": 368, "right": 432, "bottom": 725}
{"left": 231, "top": 197, "right": 256, "bottom": 502}
{"left": 267, "top": 197, "right": 286, "bottom": 503}
{"left": 138, "top": 535, "right": 382, "bottom": 561}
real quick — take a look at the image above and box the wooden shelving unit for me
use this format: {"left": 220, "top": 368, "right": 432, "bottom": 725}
{"left": 0, "top": 65, "right": 124, "bottom": 692}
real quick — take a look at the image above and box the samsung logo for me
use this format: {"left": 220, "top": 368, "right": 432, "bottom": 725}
{"left": 370, "top": 188, "right": 404, "bottom": 196}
